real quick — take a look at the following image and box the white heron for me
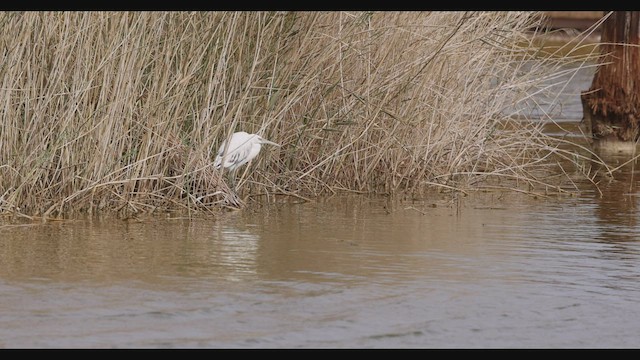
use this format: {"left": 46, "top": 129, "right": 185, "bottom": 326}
{"left": 214, "top": 131, "right": 280, "bottom": 189}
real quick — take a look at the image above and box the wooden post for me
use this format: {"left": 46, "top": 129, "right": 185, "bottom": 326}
{"left": 581, "top": 11, "right": 640, "bottom": 147}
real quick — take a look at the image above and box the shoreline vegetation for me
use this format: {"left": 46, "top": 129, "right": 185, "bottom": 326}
{"left": 0, "top": 12, "right": 610, "bottom": 220}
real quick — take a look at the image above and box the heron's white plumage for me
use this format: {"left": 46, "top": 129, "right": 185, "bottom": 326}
{"left": 214, "top": 131, "right": 280, "bottom": 172}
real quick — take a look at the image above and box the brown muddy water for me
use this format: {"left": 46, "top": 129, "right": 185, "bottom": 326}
{"left": 2, "top": 64, "right": 640, "bottom": 348}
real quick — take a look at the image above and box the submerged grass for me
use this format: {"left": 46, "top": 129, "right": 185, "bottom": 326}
{"left": 0, "top": 11, "right": 607, "bottom": 218}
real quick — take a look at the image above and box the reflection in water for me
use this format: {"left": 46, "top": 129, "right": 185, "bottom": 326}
{"left": 0, "top": 218, "right": 264, "bottom": 284}
{"left": 591, "top": 152, "right": 640, "bottom": 243}
{"left": 212, "top": 223, "right": 260, "bottom": 281}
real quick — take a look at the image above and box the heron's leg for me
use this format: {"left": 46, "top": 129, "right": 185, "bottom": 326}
{"left": 226, "top": 170, "right": 242, "bottom": 207}
{"left": 227, "top": 170, "right": 238, "bottom": 193}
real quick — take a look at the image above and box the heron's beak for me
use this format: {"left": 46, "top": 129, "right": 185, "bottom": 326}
{"left": 262, "top": 139, "right": 281, "bottom": 147}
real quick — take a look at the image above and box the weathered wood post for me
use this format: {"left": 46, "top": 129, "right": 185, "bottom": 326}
{"left": 581, "top": 11, "right": 640, "bottom": 150}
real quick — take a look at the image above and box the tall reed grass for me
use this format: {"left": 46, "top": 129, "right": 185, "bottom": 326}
{"left": 0, "top": 11, "right": 602, "bottom": 218}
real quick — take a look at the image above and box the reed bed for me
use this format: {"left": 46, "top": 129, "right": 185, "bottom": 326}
{"left": 0, "top": 11, "right": 603, "bottom": 218}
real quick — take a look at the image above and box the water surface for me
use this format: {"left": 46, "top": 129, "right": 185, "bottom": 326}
{"left": 2, "top": 181, "right": 640, "bottom": 348}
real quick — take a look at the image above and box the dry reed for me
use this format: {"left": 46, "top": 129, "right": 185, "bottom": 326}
{"left": 0, "top": 11, "right": 605, "bottom": 218}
